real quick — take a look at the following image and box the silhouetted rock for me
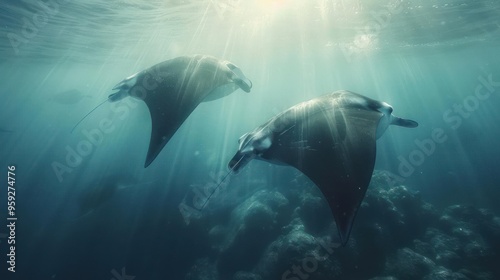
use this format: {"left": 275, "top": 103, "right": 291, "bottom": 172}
{"left": 255, "top": 228, "right": 342, "bottom": 280}
{"left": 185, "top": 258, "right": 218, "bottom": 280}
{"left": 385, "top": 248, "right": 435, "bottom": 280}
{"left": 423, "top": 266, "right": 469, "bottom": 280}
{"left": 412, "top": 239, "right": 435, "bottom": 259}
{"left": 425, "top": 228, "right": 460, "bottom": 254}
{"left": 233, "top": 271, "right": 263, "bottom": 280}
{"left": 182, "top": 175, "right": 500, "bottom": 279}
{"left": 458, "top": 269, "right": 493, "bottom": 280}
{"left": 215, "top": 190, "right": 290, "bottom": 278}
{"left": 297, "top": 193, "right": 331, "bottom": 234}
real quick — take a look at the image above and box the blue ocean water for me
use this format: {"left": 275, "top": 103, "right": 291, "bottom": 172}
{"left": 1, "top": 1, "right": 500, "bottom": 279}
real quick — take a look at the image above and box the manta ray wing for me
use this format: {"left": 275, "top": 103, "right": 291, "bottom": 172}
{"left": 264, "top": 106, "right": 382, "bottom": 245}
{"left": 140, "top": 56, "right": 243, "bottom": 167}
{"left": 142, "top": 79, "right": 205, "bottom": 167}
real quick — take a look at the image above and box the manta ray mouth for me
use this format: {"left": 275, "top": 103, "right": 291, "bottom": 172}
{"left": 108, "top": 90, "right": 128, "bottom": 102}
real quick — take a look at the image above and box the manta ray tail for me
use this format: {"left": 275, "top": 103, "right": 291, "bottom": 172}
{"left": 71, "top": 98, "right": 109, "bottom": 133}
{"left": 391, "top": 116, "right": 419, "bottom": 128}
{"left": 200, "top": 156, "right": 247, "bottom": 210}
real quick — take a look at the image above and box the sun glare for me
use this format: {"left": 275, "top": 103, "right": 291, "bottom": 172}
{"left": 257, "top": 0, "right": 287, "bottom": 11}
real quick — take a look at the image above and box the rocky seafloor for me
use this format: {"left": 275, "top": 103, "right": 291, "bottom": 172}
{"left": 182, "top": 171, "right": 500, "bottom": 280}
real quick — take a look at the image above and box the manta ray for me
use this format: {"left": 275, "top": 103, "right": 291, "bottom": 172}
{"left": 75, "top": 55, "right": 252, "bottom": 167}
{"left": 228, "top": 90, "right": 418, "bottom": 245}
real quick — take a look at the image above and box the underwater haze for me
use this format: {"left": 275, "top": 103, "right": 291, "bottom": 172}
{"left": 1, "top": 0, "right": 500, "bottom": 279}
